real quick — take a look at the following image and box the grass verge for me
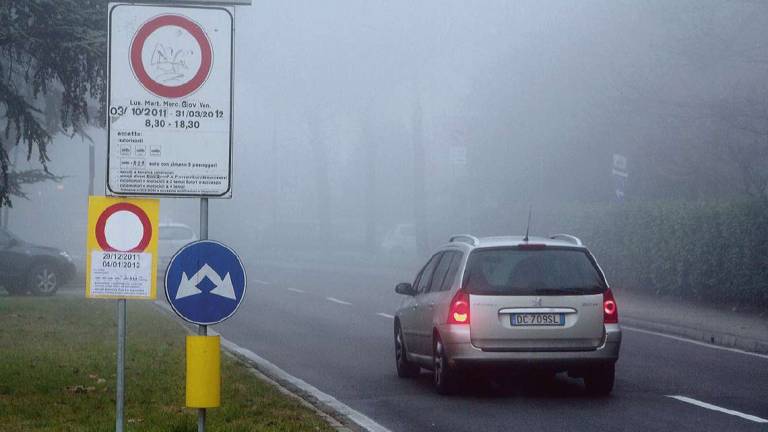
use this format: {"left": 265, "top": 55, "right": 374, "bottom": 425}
{"left": 0, "top": 294, "right": 335, "bottom": 432}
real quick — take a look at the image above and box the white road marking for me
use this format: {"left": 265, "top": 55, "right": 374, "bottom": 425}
{"left": 287, "top": 288, "right": 306, "bottom": 294}
{"left": 376, "top": 313, "right": 395, "bottom": 319}
{"left": 326, "top": 297, "right": 352, "bottom": 305}
{"left": 252, "top": 279, "right": 270, "bottom": 285}
{"left": 623, "top": 326, "right": 768, "bottom": 360}
{"left": 667, "top": 395, "right": 768, "bottom": 423}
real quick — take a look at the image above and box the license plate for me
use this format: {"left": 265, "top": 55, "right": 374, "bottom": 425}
{"left": 510, "top": 313, "right": 565, "bottom": 326}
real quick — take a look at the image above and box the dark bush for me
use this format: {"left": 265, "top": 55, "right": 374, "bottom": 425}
{"left": 547, "top": 200, "right": 768, "bottom": 308}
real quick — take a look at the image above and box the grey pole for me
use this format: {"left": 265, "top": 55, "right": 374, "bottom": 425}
{"left": 198, "top": 197, "right": 209, "bottom": 432}
{"left": 116, "top": 299, "right": 126, "bottom": 432}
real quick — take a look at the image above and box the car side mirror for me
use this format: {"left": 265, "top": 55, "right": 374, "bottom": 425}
{"left": 395, "top": 282, "right": 415, "bottom": 296}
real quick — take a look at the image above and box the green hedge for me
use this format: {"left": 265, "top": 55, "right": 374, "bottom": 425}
{"left": 548, "top": 200, "right": 768, "bottom": 307}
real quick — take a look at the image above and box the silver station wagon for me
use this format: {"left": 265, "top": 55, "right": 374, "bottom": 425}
{"left": 393, "top": 234, "right": 621, "bottom": 395}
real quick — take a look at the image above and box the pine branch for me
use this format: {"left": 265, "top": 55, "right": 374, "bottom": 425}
{"left": 0, "top": 0, "right": 108, "bottom": 207}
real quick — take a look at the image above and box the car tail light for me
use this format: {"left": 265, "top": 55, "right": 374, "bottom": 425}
{"left": 448, "top": 290, "right": 470, "bottom": 324}
{"left": 603, "top": 288, "right": 618, "bottom": 324}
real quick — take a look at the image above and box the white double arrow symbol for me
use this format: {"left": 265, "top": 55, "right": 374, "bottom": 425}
{"left": 175, "top": 264, "right": 237, "bottom": 300}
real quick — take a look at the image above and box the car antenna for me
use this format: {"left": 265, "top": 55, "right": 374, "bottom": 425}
{"left": 523, "top": 206, "right": 532, "bottom": 242}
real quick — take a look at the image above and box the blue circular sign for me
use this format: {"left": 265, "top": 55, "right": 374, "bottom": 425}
{"left": 165, "top": 240, "right": 247, "bottom": 325}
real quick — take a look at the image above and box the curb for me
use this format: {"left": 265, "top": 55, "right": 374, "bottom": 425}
{"left": 221, "top": 340, "right": 391, "bottom": 432}
{"left": 152, "top": 301, "right": 390, "bottom": 432}
{"left": 622, "top": 315, "right": 768, "bottom": 355}
{"left": 220, "top": 348, "right": 353, "bottom": 432}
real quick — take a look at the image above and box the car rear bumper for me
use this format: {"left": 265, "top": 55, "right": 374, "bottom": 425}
{"left": 439, "top": 323, "right": 621, "bottom": 369}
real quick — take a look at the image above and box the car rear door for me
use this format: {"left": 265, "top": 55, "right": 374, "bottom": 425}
{"left": 467, "top": 247, "right": 605, "bottom": 351}
{"left": 399, "top": 254, "right": 440, "bottom": 355}
{"left": 413, "top": 251, "right": 457, "bottom": 355}
{"left": 409, "top": 253, "right": 442, "bottom": 356}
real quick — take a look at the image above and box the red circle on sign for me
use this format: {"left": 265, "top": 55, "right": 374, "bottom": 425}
{"left": 95, "top": 203, "right": 152, "bottom": 252}
{"left": 129, "top": 14, "right": 213, "bottom": 99}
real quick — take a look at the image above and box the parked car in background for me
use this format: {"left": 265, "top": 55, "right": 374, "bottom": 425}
{"left": 394, "top": 234, "right": 621, "bottom": 395}
{"left": 0, "top": 227, "right": 76, "bottom": 296}
{"left": 381, "top": 223, "right": 418, "bottom": 263}
{"left": 158, "top": 223, "right": 198, "bottom": 271}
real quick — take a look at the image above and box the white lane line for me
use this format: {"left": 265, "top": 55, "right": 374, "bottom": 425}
{"left": 252, "top": 279, "right": 270, "bottom": 285}
{"left": 326, "top": 297, "right": 352, "bottom": 306}
{"left": 287, "top": 288, "right": 306, "bottom": 294}
{"left": 623, "top": 326, "right": 768, "bottom": 360}
{"left": 667, "top": 395, "right": 768, "bottom": 423}
{"left": 376, "top": 313, "right": 395, "bottom": 319}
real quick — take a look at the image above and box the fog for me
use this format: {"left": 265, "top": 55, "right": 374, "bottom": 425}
{"left": 5, "top": 0, "right": 768, "bottom": 270}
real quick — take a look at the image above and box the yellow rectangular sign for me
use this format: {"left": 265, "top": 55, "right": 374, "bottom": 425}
{"left": 86, "top": 196, "right": 159, "bottom": 299}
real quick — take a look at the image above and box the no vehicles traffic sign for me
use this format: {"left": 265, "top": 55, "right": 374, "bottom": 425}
{"left": 107, "top": 4, "right": 233, "bottom": 198}
{"left": 86, "top": 196, "right": 160, "bottom": 299}
{"left": 130, "top": 14, "right": 213, "bottom": 99}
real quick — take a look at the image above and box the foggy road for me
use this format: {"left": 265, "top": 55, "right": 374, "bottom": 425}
{"left": 216, "top": 265, "right": 768, "bottom": 432}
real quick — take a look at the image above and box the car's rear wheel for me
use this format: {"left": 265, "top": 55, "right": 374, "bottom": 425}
{"left": 583, "top": 363, "right": 615, "bottom": 396}
{"left": 433, "top": 336, "right": 456, "bottom": 395}
{"left": 395, "top": 323, "right": 420, "bottom": 378}
{"left": 28, "top": 264, "right": 59, "bottom": 296}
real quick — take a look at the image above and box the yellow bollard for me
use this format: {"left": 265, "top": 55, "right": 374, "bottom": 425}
{"left": 186, "top": 335, "right": 221, "bottom": 408}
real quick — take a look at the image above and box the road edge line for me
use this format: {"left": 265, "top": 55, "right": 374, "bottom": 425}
{"left": 623, "top": 325, "right": 768, "bottom": 360}
{"left": 666, "top": 395, "right": 768, "bottom": 423}
{"left": 621, "top": 316, "right": 768, "bottom": 356}
{"left": 153, "top": 301, "right": 392, "bottom": 432}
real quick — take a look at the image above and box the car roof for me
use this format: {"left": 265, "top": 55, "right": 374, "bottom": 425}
{"left": 159, "top": 222, "right": 194, "bottom": 229}
{"left": 438, "top": 235, "right": 586, "bottom": 252}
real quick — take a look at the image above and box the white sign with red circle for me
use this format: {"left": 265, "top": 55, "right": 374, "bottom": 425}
{"left": 107, "top": 4, "right": 233, "bottom": 198}
{"left": 130, "top": 14, "right": 213, "bottom": 99}
{"left": 86, "top": 197, "right": 160, "bottom": 300}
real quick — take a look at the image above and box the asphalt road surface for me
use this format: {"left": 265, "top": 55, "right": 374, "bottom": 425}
{"left": 216, "top": 264, "right": 768, "bottom": 432}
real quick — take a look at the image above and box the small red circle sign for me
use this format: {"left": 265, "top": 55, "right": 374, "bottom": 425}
{"left": 95, "top": 203, "right": 152, "bottom": 252}
{"left": 130, "top": 14, "right": 212, "bottom": 99}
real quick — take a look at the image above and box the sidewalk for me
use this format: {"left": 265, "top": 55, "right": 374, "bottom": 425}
{"left": 614, "top": 288, "right": 768, "bottom": 355}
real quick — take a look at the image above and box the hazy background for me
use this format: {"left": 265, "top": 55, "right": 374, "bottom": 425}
{"left": 5, "top": 1, "right": 768, "bottom": 281}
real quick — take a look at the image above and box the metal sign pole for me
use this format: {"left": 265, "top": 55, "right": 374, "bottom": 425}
{"left": 198, "top": 197, "right": 209, "bottom": 432}
{"left": 116, "top": 299, "right": 126, "bottom": 432}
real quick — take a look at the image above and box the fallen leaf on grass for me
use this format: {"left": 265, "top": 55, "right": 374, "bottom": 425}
{"left": 65, "top": 385, "right": 97, "bottom": 394}
{"left": 161, "top": 405, "right": 184, "bottom": 414}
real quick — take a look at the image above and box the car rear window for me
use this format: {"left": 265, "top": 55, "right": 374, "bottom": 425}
{"left": 464, "top": 247, "right": 606, "bottom": 295}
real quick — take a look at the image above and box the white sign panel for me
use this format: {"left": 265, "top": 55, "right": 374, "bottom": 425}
{"left": 107, "top": 4, "right": 233, "bottom": 197}
{"left": 90, "top": 251, "right": 153, "bottom": 297}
